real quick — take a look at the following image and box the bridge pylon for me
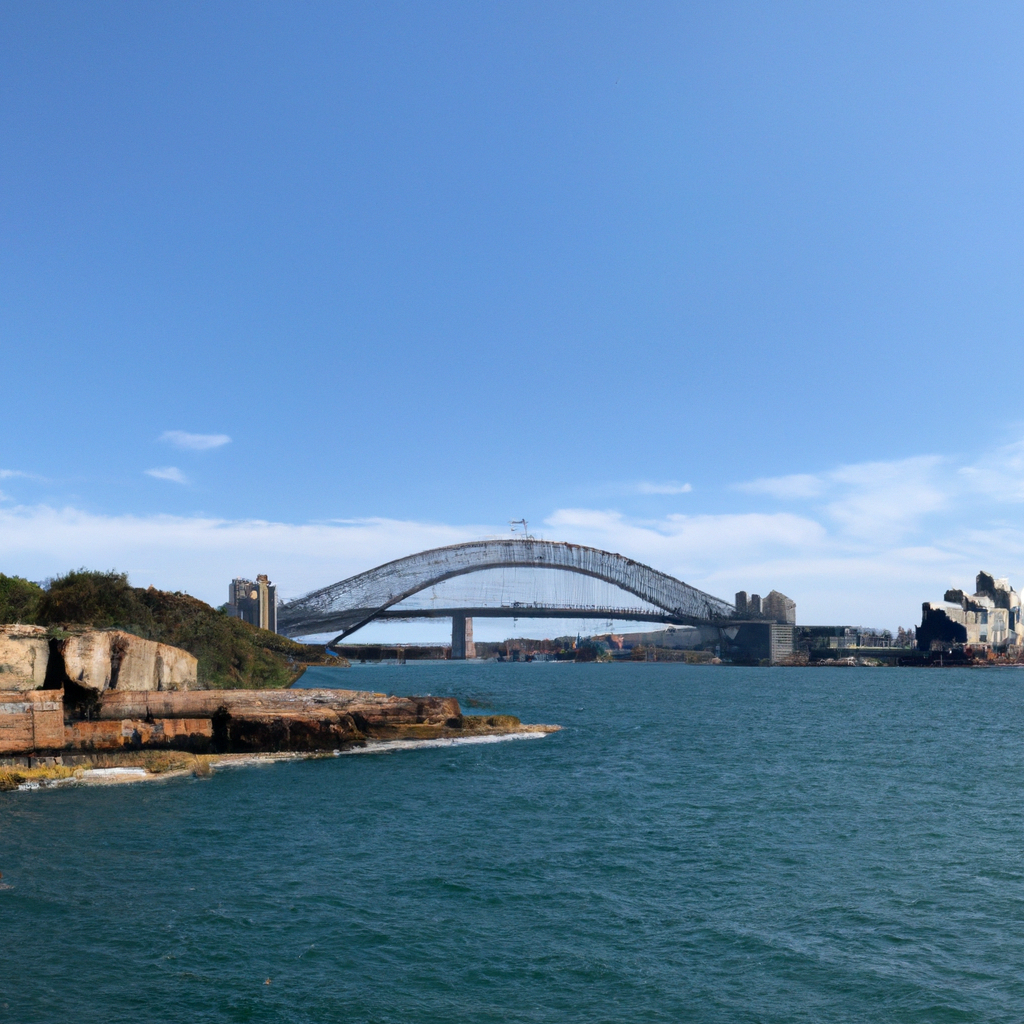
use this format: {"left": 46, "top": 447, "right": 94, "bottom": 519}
{"left": 451, "top": 613, "right": 475, "bottom": 659}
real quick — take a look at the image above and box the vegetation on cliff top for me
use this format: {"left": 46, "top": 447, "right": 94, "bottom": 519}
{"left": 0, "top": 574, "right": 43, "bottom": 625}
{"left": 0, "top": 570, "right": 344, "bottom": 689}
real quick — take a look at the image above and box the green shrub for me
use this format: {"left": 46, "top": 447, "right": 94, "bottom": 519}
{"left": 0, "top": 574, "right": 44, "bottom": 624}
{"left": 37, "top": 570, "right": 153, "bottom": 632}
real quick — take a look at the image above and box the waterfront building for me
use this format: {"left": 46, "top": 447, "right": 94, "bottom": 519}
{"left": 917, "top": 571, "right": 1023, "bottom": 651}
{"left": 734, "top": 590, "right": 796, "bottom": 624}
{"left": 723, "top": 588, "right": 798, "bottom": 663}
{"left": 227, "top": 574, "right": 278, "bottom": 633}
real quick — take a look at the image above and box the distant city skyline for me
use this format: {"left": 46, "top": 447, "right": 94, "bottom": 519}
{"left": 2, "top": 2, "right": 1022, "bottom": 633}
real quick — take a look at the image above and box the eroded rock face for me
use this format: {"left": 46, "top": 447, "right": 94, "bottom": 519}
{"left": 0, "top": 689, "right": 64, "bottom": 752}
{"left": 60, "top": 631, "right": 197, "bottom": 692}
{"left": 0, "top": 625, "right": 50, "bottom": 690}
{"left": 60, "top": 632, "right": 114, "bottom": 691}
{"left": 114, "top": 634, "right": 196, "bottom": 691}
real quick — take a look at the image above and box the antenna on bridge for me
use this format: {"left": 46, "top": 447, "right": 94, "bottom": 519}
{"left": 510, "top": 518, "right": 532, "bottom": 539}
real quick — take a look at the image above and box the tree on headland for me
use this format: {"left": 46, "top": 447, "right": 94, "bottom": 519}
{"left": 0, "top": 574, "right": 43, "bottom": 624}
{"left": 37, "top": 569, "right": 153, "bottom": 632}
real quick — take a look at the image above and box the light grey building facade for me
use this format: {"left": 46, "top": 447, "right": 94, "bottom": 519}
{"left": 227, "top": 574, "right": 278, "bottom": 633}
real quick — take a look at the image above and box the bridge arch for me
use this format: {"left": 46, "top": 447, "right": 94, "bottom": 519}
{"left": 277, "top": 539, "right": 735, "bottom": 643}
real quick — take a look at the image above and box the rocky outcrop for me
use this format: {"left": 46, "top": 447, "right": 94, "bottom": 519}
{"left": 60, "top": 631, "right": 196, "bottom": 692}
{"left": 95, "top": 688, "right": 459, "bottom": 722}
{"left": 0, "top": 690, "right": 64, "bottom": 752}
{"left": 0, "top": 625, "right": 198, "bottom": 693}
{"left": 0, "top": 685, "right": 558, "bottom": 757}
{"left": 65, "top": 716, "right": 213, "bottom": 753}
{"left": 0, "top": 626, "right": 50, "bottom": 690}
{"left": 0, "top": 627, "right": 557, "bottom": 760}
{"left": 59, "top": 632, "right": 112, "bottom": 691}
{"left": 96, "top": 688, "right": 465, "bottom": 752}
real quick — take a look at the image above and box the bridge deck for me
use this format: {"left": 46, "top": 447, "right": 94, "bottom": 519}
{"left": 373, "top": 606, "right": 703, "bottom": 625}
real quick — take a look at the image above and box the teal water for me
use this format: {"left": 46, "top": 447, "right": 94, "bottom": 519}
{"left": 4, "top": 664, "right": 1024, "bottom": 1022}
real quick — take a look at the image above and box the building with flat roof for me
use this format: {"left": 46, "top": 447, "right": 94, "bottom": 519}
{"left": 734, "top": 590, "right": 796, "bottom": 624}
{"left": 227, "top": 574, "right": 277, "bottom": 633}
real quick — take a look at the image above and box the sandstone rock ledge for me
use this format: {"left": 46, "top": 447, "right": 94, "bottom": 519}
{"left": 0, "top": 686, "right": 559, "bottom": 764}
{"left": 0, "top": 625, "right": 197, "bottom": 693}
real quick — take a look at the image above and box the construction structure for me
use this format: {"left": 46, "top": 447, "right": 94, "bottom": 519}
{"left": 277, "top": 539, "right": 798, "bottom": 664}
{"left": 227, "top": 574, "right": 278, "bottom": 633}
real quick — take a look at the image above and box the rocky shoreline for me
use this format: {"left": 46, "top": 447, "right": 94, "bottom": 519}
{"left": 0, "top": 623, "right": 559, "bottom": 786}
{"left": 0, "top": 685, "right": 558, "bottom": 768}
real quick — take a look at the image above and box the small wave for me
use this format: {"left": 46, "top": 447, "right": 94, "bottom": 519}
{"left": 342, "top": 731, "right": 550, "bottom": 755}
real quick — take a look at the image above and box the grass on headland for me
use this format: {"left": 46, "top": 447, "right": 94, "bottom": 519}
{"left": 0, "top": 751, "right": 215, "bottom": 791}
{"left": 0, "top": 764, "right": 78, "bottom": 791}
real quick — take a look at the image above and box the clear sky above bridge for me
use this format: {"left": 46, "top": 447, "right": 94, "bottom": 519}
{"left": 2, "top": 2, "right": 1023, "bottom": 630}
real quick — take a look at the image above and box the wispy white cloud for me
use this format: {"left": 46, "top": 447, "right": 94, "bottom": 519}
{"left": 160, "top": 430, "right": 231, "bottom": 451}
{"left": 0, "top": 469, "right": 46, "bottom": 482}
{"left": 546, "top": 507, "right": 825, "bottom": 560}
{"left": 0, "top": 495, "right": 1013, "bottom": 632}
{"left": 145, "top": 467, "right": 188, "bottom": 484}
{"left": 823, "top": 456, "right": 948, "bottom": 540}
{"left": 5, "top": 437, "right": 1024, "bottom": 634}
{"left": 734, "top": 456, "right": 950, "bottom": 540}
{"left": 635, "top": 481, "right": 692, "bottom": 495}
{"left": 0, "top": 507, "right": 485, "bottom": 605}
{"left": 736, "top": 473, "right": 824, "bottom": 499}
{"left": 958, "top": 439, "right": 1024, "bottom": 503}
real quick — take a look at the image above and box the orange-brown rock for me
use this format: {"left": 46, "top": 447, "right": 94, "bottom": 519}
{"left": 96, "top": 688, "right": 463, "bottom": 752}
{"left": 97, "top": 688, "right": 459, "bottom": 723}
{"left": 65, "top": 717, "right": 213, "bottom": 751}
{"left": 0, "top": 685, "right": 555, "bottom": 759}
{"left": 0, "top": 690, "right": 64, "bottom": 753}
{"left": 60, "top": 631, "right": 197, "bottom": 692}
{"left": 0, "top": 626, "right": 50, "bottom": 690}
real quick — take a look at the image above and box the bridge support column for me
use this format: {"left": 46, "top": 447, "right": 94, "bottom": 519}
{"left": 451, "top": 614, "right": 475, "bottom": 659}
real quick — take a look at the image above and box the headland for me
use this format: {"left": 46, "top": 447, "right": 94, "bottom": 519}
{"left": 0, "top": 570, "right": 559, "bottom": 790}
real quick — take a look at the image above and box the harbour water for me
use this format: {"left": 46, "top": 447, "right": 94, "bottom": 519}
{"left": 4, "top": 663, "right": 1024, "bottom": 1022}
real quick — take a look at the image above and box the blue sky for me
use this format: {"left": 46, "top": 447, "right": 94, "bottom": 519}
{"left": 2, "top": 2, "right": 1023, "bottom": 633}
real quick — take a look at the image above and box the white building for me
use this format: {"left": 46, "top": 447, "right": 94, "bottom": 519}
{"left": 919, "top": 571, "right": 1023, "bottom": 650}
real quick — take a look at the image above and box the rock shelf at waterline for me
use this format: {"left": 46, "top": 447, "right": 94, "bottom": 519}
{"left": 0, "top": 684, "right": 560, "bottom": 778}
{"left": 2, "top": 732, "right": 559, "bottom": 791}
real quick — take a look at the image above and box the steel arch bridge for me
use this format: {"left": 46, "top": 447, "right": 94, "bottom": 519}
{"left": 277, "top": 539, "right": 736, "bottom": 652}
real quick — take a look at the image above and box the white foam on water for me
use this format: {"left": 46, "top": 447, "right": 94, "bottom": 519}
{"left": 16, "top": 767, "right": 152, "bottom": 791}
{"left": 342, "top": 731, "right": 551, "bottom": 755}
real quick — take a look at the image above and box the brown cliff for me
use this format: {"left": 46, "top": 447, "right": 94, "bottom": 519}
{"left": 61, "top": 631, "right": 197, "bottom": 692}
{"left": 0, "top": 626, "right": 50, "bottom": 689}
{"left": 1, "top": 624, "right": 198, "bottom": 693}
